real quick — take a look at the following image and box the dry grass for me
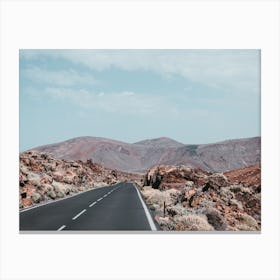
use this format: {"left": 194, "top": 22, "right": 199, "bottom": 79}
{"left": 141, "top": 186, "right": 180, "bottom": 209}
{"left": 174, "top": 214, "right": 214, "bottom": 231}
{"left": 237, "top": 213, "right": 259, "bottom": 230}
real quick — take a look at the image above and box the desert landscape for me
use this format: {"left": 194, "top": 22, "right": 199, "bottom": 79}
{"left": 19, "top": 136, "right": 261, "bottom": 231}
{"left": 19, "top": 49, "right": 260, "bottom": 231}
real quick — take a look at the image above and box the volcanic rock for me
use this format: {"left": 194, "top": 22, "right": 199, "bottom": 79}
{"left": 142, "top": 163, "right": 261, "bottom": 231}
{"left": 19, "top": 151, "right": 143, "bottom": 209}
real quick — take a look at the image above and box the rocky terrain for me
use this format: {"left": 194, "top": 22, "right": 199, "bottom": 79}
{"left": 141, "top": 164, "right": 261, "bottom": 231}
{"left": 19, "top": 150, "right": 142, "bottom": 209}
{"left": 31, "top": 136, "right": 261, "bottom": 173}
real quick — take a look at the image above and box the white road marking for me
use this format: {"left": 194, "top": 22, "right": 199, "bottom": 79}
{"left": 103, "top": 194, "right": 107, "bottom": 198}
{"left": 97, "top": 198, "right": 103, "bottom": 202}
{"left": 20, "top": 183, "right": 119, "bottom": 213}
{"left": 89, "top": 201, "right": 97, "bottom": 207}
{"left": 57, "top": 225, "right": 66, "bottom": 231}
{"left": 133, "top": 184, "right": 157, "bottom": 231}
{"left": 72, "top": 209, "right": 86, "bottom": 220}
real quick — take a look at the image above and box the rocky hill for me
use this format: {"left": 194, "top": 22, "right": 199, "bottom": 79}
{"left": 19, "top": 151, "right": 142, "bottom": 209}
{"left": 30, "top": 136, "right": 261, "bottom": 173}
{"left": 141, "top": 164, "right": 261, "bottom": 231}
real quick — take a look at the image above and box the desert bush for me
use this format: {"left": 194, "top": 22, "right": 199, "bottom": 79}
{"left": 47, "top": 190, "right": 56, "bottom": 199}
{"left": 42, "top": 184, "right": 53, "bottom": 192}
{"left": 203, "top": 208, "right": 227, "bottom": 230}
{"left": 31, "top": 192, "right": 41, "bottom": 203}
{"left": 63, "top": 175, "right": 74, "bottom": 184}
{"left": 230, "top": 199, "right": 243, "bottom": 210}
{"left": 198, "top": 198, "right": 215, "bottom": 209}
{"left": 174, "top": 214, "right": 214, "bottom": 231}
{"left": 64, "top": 186, "right": 71, "bottom": 195}
{"left": 219, "top": 187, "right": 235, "bottom": 204}
{"left": 27, "top": 172, "right": 41, "bottom": 186}
{"left": 141, "top": 187, "right": 183, "bottom": 217}
{"left": 237, "top": 213, "right": 259, "bottom": 230}
{"left": 185, "top": 181, "right": 194, "bottom": 188}
{"left": 56, "top": 190, "right": 65, "bottom": 198}
{"left": 149, "top": 204, "right": 157, "bottom": 211}
{"left": 166, "top": 204, "right": 191, "bottom": 217}
{"left": 230, "top": 184, "right": 251, "bottom": 194}
{"left": 52, "top": 181, "right": 67, "bottom": 197}
{"left": 157, "top": 216, "right": 175, "bottom": 230}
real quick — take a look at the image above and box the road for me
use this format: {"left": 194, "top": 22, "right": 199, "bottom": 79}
{"left": 20, "top": 182, "right": 157, "bottom": 231}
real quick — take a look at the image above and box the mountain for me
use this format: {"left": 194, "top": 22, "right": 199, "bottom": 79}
{"left": 29, "top": 136, "right": 261, "bottom": 173}
{"left": 159, "top": 137, "right": 261, "bottom": 172}
{"left": 135, "top": 137, "right": 184, "bottom": 148}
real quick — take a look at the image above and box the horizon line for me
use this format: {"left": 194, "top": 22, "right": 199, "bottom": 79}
{"left": 20, "top": 134, "right": 261, "bottom": 153}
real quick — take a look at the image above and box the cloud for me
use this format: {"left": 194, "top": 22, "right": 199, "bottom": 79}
{"left": 20, "top": 49, "right": 260, "bottom": 96}
{"left": 21, "top": 66, "right": 97, "bottom": 87}
{"left": 26, "top": 86, "right": 167, "bottom": 116}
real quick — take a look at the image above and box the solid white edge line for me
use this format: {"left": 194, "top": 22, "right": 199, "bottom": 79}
{"left": 57, "top": 225, "right": 66, "bottom": 231}
{"left": 72, "top": 209, "right": 86, "bottom": 220}
{"left": 134, "top": 184, "right": 157, "bottom": 231}
{"left": 89, "top": 201, "right": 97, "bottom": 207}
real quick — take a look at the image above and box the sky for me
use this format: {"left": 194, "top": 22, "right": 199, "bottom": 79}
{"left": 19, "top": 49, "right": 260, "bottom": 151}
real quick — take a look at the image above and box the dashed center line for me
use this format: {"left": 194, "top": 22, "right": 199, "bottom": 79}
{"left": 72, "top": 209, "right": 87, "bottom": 220}
{"left": 89, "top": 201, "right": 97, "bottom": 207}
{"left": 57, "top": 225, "right": 66, "bottom": 231}
{"left": 72, "top": 187, "right": 119, "bottom": 222}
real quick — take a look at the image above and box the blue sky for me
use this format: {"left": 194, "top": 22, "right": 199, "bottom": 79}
{"left": 19, "top": 49, "right": 260, "bottom": 151}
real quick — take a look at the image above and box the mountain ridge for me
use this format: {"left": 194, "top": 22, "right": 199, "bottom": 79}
{"left": 28, "top": 136, "right": 261, "bottom": 173}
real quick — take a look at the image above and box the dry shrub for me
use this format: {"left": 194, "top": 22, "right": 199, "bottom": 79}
{"left": 199, "top": 198, "right": 215, "bottom": 209}
{"left": 166, "top": 204, "right": 190, "bottom": 217}
{"left": 230, "top": 185, "right": 251, "bottom": 194}
{"left": 203, "top": 208, "right": 227, "bottom": 230}
{"left": 219, "top": 187, "right": 235, "bottom": 204}
{"left": 237, "top": 213, "right": 259, "bottom": 230}
{"left": 230, "top": 199, "right": 243, "bottom": 210}
{"left": 52, "top": 181, "right": 67, "bottom": 197}
{"left": 31, "top": 192, "right": 41, "bottom": 203}
{"left": 156, "top": 216, "right": 175, "bottom": 230}
{"left": 141, "top": 186, "right": 180, "bottom": 209}
{"left": 174, "top": 214, "right": 214, "bottom": 231}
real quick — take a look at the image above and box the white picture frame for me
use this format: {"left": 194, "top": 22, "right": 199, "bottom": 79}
{"left": 0, "top": 0, "right": 279, "bottom": 279}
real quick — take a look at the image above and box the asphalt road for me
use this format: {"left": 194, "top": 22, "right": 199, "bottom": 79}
{"left": 20, "top": 182, "right": 157, "bottom": 231}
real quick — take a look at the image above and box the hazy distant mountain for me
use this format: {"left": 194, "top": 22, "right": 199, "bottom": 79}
{"left": 30, "top": 136, "right": 261, "bottom": 173}
{"left": 134, "top": 137, "right": 185, "bottom": 148}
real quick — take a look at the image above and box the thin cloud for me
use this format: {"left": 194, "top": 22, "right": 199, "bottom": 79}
{"left": 27, "top": 86, "right": 168, "bottom": 116}
{"left": 20, "top": 49, "right": 260, "bottom": 96}
{"left": 21, "top": 66, "right": 97, "bottom": 87}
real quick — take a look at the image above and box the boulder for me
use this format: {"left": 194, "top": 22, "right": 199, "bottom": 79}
{"left": 208, "top": 173, "right": 228, "bottom": 190}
